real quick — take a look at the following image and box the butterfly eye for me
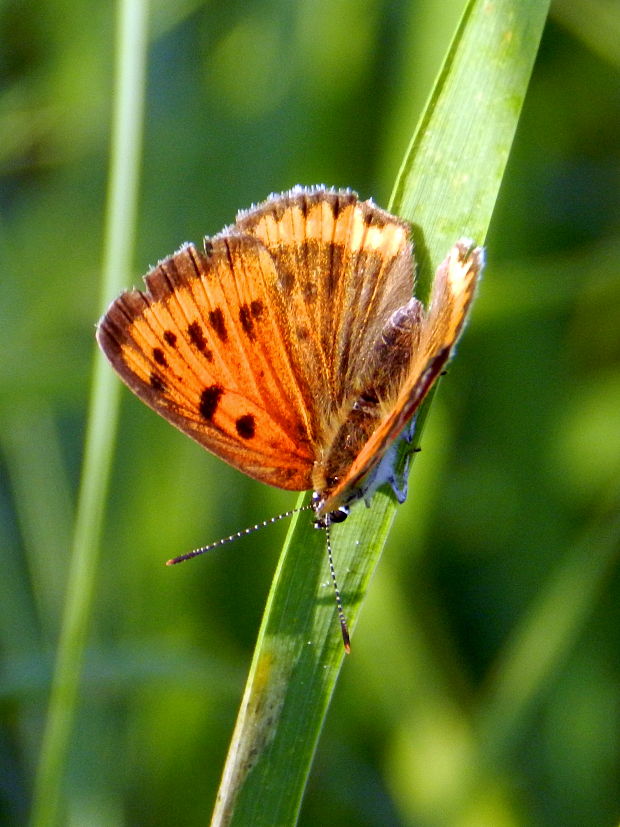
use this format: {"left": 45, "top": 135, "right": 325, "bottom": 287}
{"left": 330, "top": 507, "right": 349, "bottom": 524}
{"left": 313, "top": 505, "right": 350, "bottom": 530}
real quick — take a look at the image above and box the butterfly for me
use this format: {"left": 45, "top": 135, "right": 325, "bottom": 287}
{"left": 97, "top": 186, "right": 483, "bottom": 649}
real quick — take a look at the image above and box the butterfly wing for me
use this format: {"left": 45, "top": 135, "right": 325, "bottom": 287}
{"left": 97, "top": 236, "right": 318, "bottom": 490}
{"left": 316, "top": 239, "right": 484, "bottom": 515}
{"left": 98, "top": 188, "right": 418, "bottom": 492}
{"left": 233, "top": 187, "right": 416, "bottom": 429}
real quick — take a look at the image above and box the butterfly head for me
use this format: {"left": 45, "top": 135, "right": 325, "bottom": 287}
{"left": 311, "top": 491, "right": 350, "bottom": 529}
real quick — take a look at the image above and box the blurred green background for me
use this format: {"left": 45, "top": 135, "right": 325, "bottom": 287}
{"left": 2, "top": 0, "right": 620, "bottom": 824}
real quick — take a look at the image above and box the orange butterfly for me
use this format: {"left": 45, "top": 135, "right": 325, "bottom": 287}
{"left": 97, "top": 186, "right": 483, "bottom": 649}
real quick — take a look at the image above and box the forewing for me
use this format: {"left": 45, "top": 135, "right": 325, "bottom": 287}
{"left": 97, "top": 237, "right": 316, "bottom": 490}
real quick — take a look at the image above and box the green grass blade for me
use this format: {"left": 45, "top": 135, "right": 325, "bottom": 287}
{"left": 29, "top": 2, "right": 149, "bottom": 824}
{"left": 390, "top": 0, "right": 551, "bottom": 289}
{"left": 212, "top": 1, "right": 550, "bottom": 824}
{"left": 478, "top": 499, "right": 620, "bottom": 758}
{"left": 212, "top": 493, "right": 396, "bottom": 825}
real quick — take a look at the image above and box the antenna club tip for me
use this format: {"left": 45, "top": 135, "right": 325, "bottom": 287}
{"left": 165, "top": 558, "right": 177, "bottom": 566}
{"left": 344, "top": 640, "right": 351, "bottom": 654}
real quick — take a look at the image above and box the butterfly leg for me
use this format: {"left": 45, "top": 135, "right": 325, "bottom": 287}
{"left": 388, "top": 452, "right": 410, "bottom": 503}
{"left": 359, "top": 416, "right": 417, "bottom": 507}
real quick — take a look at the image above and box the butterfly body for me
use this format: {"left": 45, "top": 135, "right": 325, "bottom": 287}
{"left": 98, "top": 186, "right": 483, "bottom": 527}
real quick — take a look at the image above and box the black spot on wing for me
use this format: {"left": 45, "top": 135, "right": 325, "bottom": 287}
{"left": 187, "top": 321, "right": 213, "bottom": 361}
{"left": 235, "top": 414, "right": 256, "bottom": 439}
{"left": 250, "top": 299, "right": 264, "bottom": 319}
{"left": 150, "top": 373, "right": 166, "bottom": 392}
{"left": 209, "top": 308, "right": 228, "bottom": 341}
{"left": 199, "top": 385, "right": 223, "bottom": 420}
{"left": 239, "top": 304, "right": 255, "bottom": 339}
{"left": 153, "top": 347, "right": 167, "bottom": 366}
{"left": 188, "top": 321, "right": 206, "bottom": 350}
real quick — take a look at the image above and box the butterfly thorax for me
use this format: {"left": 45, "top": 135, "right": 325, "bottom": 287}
{"left": 311, "top": 393, "right": 383, "bottom": 523}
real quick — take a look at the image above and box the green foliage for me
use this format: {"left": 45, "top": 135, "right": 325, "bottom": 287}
{"left": 1, "top": 1, "right": 619, "bottom": 825}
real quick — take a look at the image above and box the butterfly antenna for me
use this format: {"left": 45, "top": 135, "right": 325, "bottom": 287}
{"left": 325, "top": 522, "right": 351, "bottom": 653}
{"left": 166, "top": 504, "right": 313, "bottom": 565}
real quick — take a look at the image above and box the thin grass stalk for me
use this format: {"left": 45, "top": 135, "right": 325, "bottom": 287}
{"left": 30, "top": 1, "right": 149, "bottom": 824}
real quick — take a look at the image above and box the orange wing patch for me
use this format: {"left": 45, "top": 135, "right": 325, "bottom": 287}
{"left": 234, "top": 189, "right": 415, "bottom": 416}
{"left": 98, "top": 238, "right": 317, "bottom": 490}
